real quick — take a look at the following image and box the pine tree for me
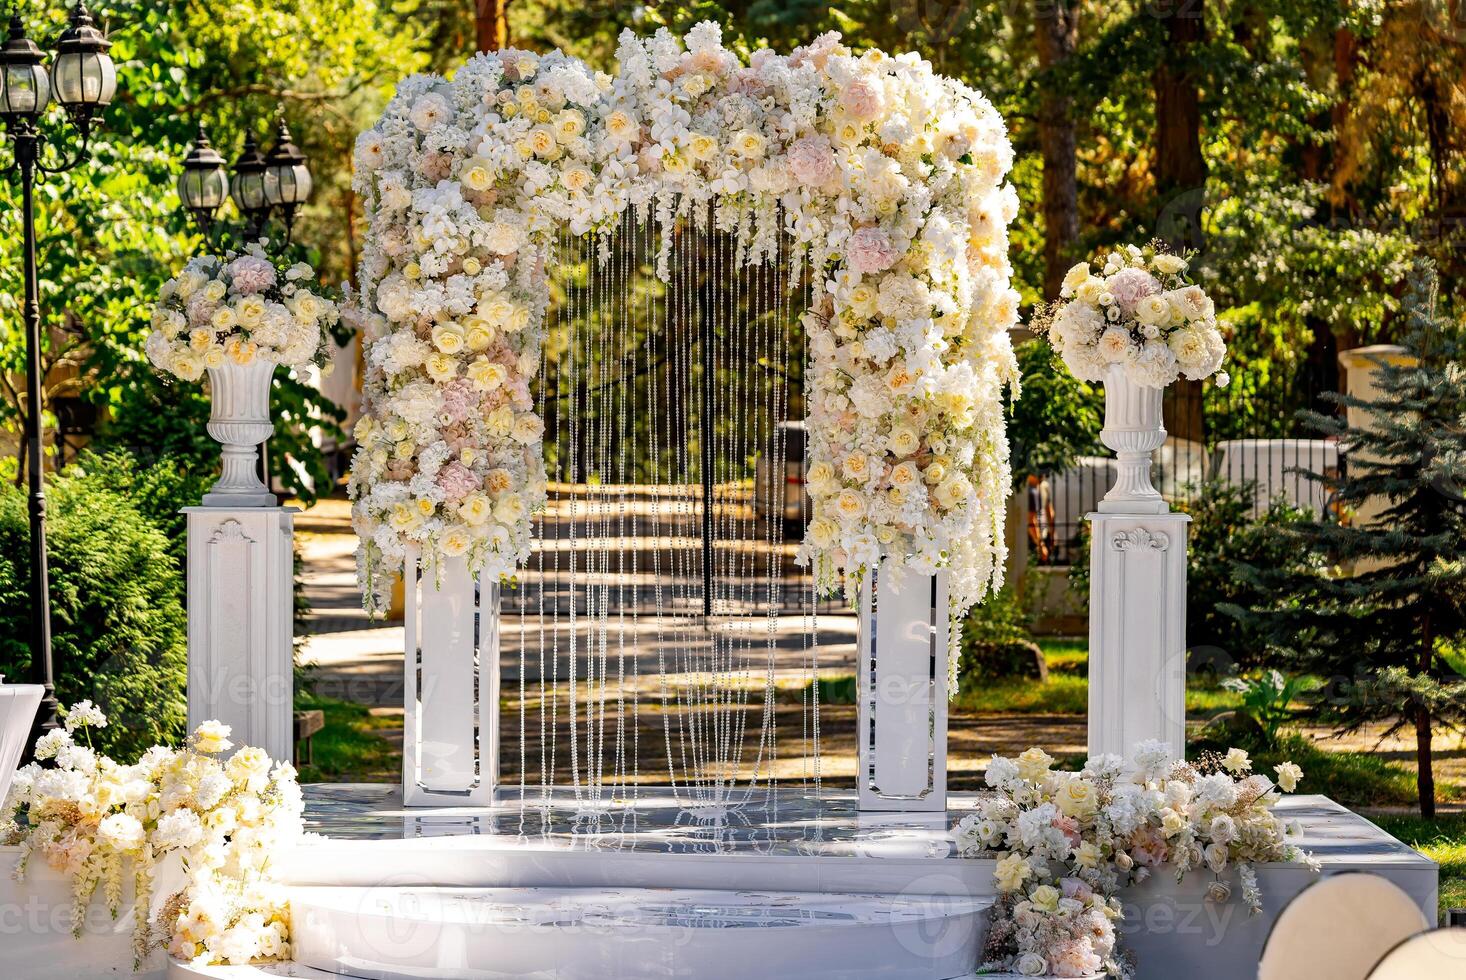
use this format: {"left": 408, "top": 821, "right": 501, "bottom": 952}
{"left": 1225, "top": 261, "right": 1466, "bottom": 818}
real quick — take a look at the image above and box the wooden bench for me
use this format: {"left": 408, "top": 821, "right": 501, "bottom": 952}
{"left": 294, "top": 709, "right": 324, "bottom": 766}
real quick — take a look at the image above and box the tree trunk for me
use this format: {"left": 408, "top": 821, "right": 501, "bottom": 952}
{"left": 1416, "top": 705, "right": 1436, "bottom": 819}
{"left": 1152, "top": 0, "right": 1207, "bottom": 245}
{"left": 1034, "top": 0, "right": 1080, "bottom": 301}
{"left": 1416, "top": 615, "right": 1437, "bottom": 818}
{"left": 476, "top": 0, "right": 508, "bottom": 53}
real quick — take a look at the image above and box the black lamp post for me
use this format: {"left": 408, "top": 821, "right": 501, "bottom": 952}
{"left": 178, "top": 123, "right": 228, "bottom": 235}
{"left": 0, "top": 3, "right": 116, "bottom": 758}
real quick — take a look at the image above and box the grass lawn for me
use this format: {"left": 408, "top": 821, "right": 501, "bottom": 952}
{"left": 295, "top": 688, "right": 400, "bottom": 783}
{"left": 1370, "top": 813, "right": 1466, "bottom": 921}
{"left": 947, "top": 637, "right": 1243, "bottom": 718}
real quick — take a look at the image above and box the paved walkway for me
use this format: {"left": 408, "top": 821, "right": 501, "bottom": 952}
{"left": 294, "top": 496, "right": 1464, "bottom": 799}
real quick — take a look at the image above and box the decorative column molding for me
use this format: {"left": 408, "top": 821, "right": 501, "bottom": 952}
{"left": 1087, "top": 512, "right": 1189, "bottom": 760}
{"left": 856, "top": 560, "right": 949, "bottom": 812}
{"left": 185, "top": 506, "right": 296, "bottom": 762}
{"left": 402, "top": 550, "right": 497, "bottom": 807}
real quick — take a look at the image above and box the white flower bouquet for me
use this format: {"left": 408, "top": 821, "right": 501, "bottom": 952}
{"left": 1, "top": 704, "right": 304, "bottom": 968}
{"left": 958, "top": 742, "right": 1315, "bottom": 978}
{"left": 145, "top": 242, "right": 339, "bottom": 382}
{"left": 1034, "top": 244, "right": 1228, "bottom": 389}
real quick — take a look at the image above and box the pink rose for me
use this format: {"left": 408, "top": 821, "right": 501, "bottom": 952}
{"left": 440, "top": 380, "right": 477, "bottom": 423}
{"left": 847, "top": 226, "right": 898, "bottom": 275}
{"left": 840, "top": 77, "right": 885, "bottom": 122}
{"left": 1048, "top": 938, "right": 1102, "bottom": 978}
{"left": 419, "top": 150, "right": 453, "bottom": 182}
{"left": 435, "top": 461, "right": 479, "bottom": 503}
{"left": 787, "top": 135, "right": 836, "bottom": 186}
{"left": 1051, "top": 813, "right": 1082, "bottom": 847}
{"left": 1129, "top": 826, "right": 1169, "bottom": 867}
{"left": 1105, "top": 267, "right": 1162, "bottom": 315}
{"left": 227, "top": 255, "right": 277, "bottom": 295}
{"left": 1059, "top": 877, "right": 1095, "bottom": 903}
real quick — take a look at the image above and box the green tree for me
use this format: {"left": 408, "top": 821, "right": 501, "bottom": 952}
{"left": 1226, "top": 262, "right": 1466, "bottom": 817}
{"left": 0, "top": 0, "right": 427, "bottom": 499}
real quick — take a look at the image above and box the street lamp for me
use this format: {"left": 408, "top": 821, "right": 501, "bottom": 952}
{"left": 178, "top": 124, "right": 228, "bottom": 235}
{"left": 0, "top": 2, "right": 116, "bottom": 757}
{"left": 263, "top": 117, "right": 310, "bottom": 245}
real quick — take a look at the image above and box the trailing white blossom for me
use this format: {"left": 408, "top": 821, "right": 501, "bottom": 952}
{"left": 959, "top": 743, "right": 1313, "bottom": 977}
{"left": 347, "top": 24, "right": 1019, "bottom": 626}
{"left": 3, "top": 708, "right": 304, "bottom": 969}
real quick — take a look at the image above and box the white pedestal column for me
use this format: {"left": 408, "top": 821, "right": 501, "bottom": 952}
{"left": 856, "top": 560, "right": 948, "bottom": 812}
{"left": 402, "top": 551, "right": 497, "bottom": 807}
{"left": 1086, "top": 512, "right": 1189, "bottom": 760}
{"left": 184, "top": 506, "right": 296, "bottom": 762}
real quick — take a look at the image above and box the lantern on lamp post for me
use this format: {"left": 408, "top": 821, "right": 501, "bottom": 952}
{"left": 178, "top": 124, "right": 228, "bottom": 235}
{"left": 263, "top": 117, "right": 311, "bottom": 245}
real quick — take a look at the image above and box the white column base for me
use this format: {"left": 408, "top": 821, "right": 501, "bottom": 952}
{"left": 1087, "top": 512, "right": 1189, "bottom": 760}
{"left": 856, "top": 560, "right": 948, "bottom": 812}
{"left": 184, "top": 507, "right": 296, "bottom": 763}
{"left": 403, "top": 551, "right": 497, "bottom": 807}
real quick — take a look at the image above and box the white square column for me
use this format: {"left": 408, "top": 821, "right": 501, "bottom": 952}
{"left": 402, "top": 552, "right": 497, "bottom": 807}
{"left": 184, "top": 507, "right": 297, "bottom": 762}
{"left": 1087, "top": 512, "right": 1189, "bottom": 760}
{"left": 856, "top": 560, "right": 949, "bottom": 812}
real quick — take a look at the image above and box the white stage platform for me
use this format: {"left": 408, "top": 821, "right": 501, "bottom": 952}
{"left": 1, "top": 786, "right": 1438, "bottom": 980}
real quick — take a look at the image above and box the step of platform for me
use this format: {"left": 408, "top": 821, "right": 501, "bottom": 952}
{"left": 285, "top": 885, "right": 992, "bottom": 980}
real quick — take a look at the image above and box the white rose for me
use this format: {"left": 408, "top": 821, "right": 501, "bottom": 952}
{"left": 806, "top": 518, "right": 837, "bottom": 549}
{"left": 1061, "top": 262, "right": 1091, "bottom": 296}
{"left": 1016, "top": 952, "right": 1048, "bottom": 977}
{"left": 1136, "top": 294, "right": 1173, "bottom": 327}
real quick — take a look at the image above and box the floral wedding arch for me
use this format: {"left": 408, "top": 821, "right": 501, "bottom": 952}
{"left": 347, "top": 22, "right": 1021, "bottom": 630}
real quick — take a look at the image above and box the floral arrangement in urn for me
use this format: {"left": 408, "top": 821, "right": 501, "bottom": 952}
{"left": 145, "top": 242, "right": 338, "bottom": 381}
{"left": 347, "top": 22, "right": 1021, "bottom": 627}
{"left": 1, "top": 703, "right": 304, "bottom": 968}
{"left": 957, "top": 742, "right": 1315, "bottom": 978}
{"left": 1034, "top": 244, "right": 1228, "bottom": 390}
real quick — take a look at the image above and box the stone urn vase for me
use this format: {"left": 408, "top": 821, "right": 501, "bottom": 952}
{"left": 202, "top": 357, "right": 277, "bottom": 507}
{"left": 0, "top": 678, "right": 43, "bottom": 807}
{"left": 1098, "top": 362, "right": 1168, "bottom": 514}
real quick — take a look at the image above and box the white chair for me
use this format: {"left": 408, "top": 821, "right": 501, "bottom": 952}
{"left": 1257, "top": 872, "right": 1430, "bottom": 980}
{"left": 1367, "top": 928, "right": 1466, "bottom": 979}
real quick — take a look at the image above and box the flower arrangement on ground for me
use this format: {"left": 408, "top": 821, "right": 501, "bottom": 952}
{"left": 957, "top": 742, "right": 1315, "bottom": 978}
{"left": 1, "top": 703, "right": 304, "bottom": 968}
{"left": 1033, "top": 244, "right": 1228, "bottom": 389}
{"left": 145, "top": 242, "right": 338, "bottom": 381}
{"left": 347, "top": 22, "right": 1021, "bottom": 636}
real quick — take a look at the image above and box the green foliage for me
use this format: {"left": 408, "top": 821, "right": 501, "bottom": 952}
{"left": 957, "top": 587, "right": 1046, "bottom": 688}
{"left": 1178, "top": 480, "right": 1318, "bottom": 667}
{"left": 63, "top": 449, "right": 215, "bottom": 570}
{"left": 294, "top": 688, "right": 400, "bottom": 783}
{"left": 1007, "top": 340, "right": 1103, "bottom": 482}
{"left": 0, "top": 471, "right": 187, "bottom": 759}
{"left": 0, "top": 0, "right": 399, "bottom": 502}
{"left": 1219, "top": 669, "right": 1315, "bottom": 748}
